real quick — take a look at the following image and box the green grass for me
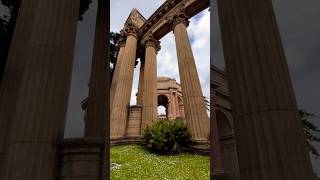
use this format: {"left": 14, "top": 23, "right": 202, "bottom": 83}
{"left": 110, "top": 145, "right": 210, "bottom": 180}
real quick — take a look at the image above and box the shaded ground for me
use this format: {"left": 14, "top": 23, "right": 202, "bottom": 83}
{"left": 110, "top": 145, "right": 210, "bottom": 179}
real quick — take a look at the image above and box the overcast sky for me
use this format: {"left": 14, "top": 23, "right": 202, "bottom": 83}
{"left": 110, "top": 0, "right": 210, "bottom": 115}
{"left": 45, "top": 0, "right": 319, "bottom": 175}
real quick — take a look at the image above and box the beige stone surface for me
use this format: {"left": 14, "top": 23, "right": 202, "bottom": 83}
{"left": 110, "top": 44, "right": 125, "bottom": 107}
{"left": 126, "top": 106, "right": 142, "bottom": 137}
{"left": 0, "top": 0, "right": 80, "bottom": 179}
{"left": 136, "top": 59, "right": 144, "bottom": 105}
{"left": 218, "top": 0, "right": 313, "bottom": 179}
{"left": 140, "top": 33, "right": 159, "bottom": 130}
{"left": 171, "top": 12, "right": 209, "bottom": 142}
{"left": 155, "top": 77, "right": 184, "bottom": 119}
{"left": 110, "top": 25, "right": 138, "bottom": 139}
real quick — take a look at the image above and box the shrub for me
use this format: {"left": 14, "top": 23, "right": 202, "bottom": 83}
{"left": 143, "top": 119, "right": 191, "bottom": 154}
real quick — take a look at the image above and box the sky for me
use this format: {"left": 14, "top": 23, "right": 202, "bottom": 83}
{"left": 1, "top": 0, "right": 317, "bottom": 176}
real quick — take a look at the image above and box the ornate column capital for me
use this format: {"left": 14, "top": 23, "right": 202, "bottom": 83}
{"left": 123, "top": 22, "right": 139, "bottom": 38}
{"left": 117, "top": 33, "right": 126, "bottom": 47}
{"left": 166, "top": 5, "right": 190, "bottom": 30}
{"left": 141, "top": 31, "right": 161, "bottom": 52}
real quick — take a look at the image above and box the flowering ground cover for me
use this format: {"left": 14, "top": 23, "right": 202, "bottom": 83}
{"left": 110, "top": 145, "right": 210, "bottom": 179}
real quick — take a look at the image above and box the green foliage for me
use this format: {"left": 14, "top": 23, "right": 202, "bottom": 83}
{"left": 300, "top": 110, "right": 320, "bottom": 158}
{"left": 143, "top": 119, "right": 191, "bottom": 154}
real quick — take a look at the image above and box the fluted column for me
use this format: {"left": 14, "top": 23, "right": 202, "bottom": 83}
{"left": 140, "top": 32, "right": 160, "bottom": 130}
{"left": 110, "top": 33, "right": 126, "bottom": 107}
{"left": 85, "top": 0, "right": 108, "bottom": 137}
{"left": 218, "top": 0, "right": 313, "bottom": 179}
{"left": 136, "top": 59, "right": 145, "bottom": 105}
{"left": 168, "top": 10, "right": 209, "bottom": 141}
{"left": 110, "top": 23, "right": 138, "bottom": 139}
{"left": 0, "top": 0, "right": 80, "bottom": 179}
{"left": 0, "top": 0, "right": 35, "bottom": 175}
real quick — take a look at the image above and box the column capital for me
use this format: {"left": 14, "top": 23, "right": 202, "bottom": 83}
{"left": 141, "top": 31, "right": 161, "bottom": 52}
{"left": 117, "top": 33, "right": 126, "bottom": 47}
{"left": 123, "top": 22, "right": 139, "bottom": 38}
{"left": 166, "top": 5, "right": 190, "bottom": 30}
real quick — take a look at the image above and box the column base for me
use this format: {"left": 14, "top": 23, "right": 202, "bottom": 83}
{"left": 58, "top": 138, "right": 105, "bottom": 180}
{"left": 182, "top": 139, "right": 210, "bottom": 156}
{"left": 211, "top": 170, "right": 233, "bottom": 180}
{"left": 190, "top": 139, "right": 210, "bottom": 150}
{"left": 110, "top": 136, "right": 144, "bottom": 145}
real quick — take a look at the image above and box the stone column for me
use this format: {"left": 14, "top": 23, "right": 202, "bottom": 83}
{"left": 136, "top": 59, "right": 145, "bottom": 105}
{"left": 175, "top": 93, "right": 181, "bottom": 117}
{"left": 168, "top": 10, "right": 209, "bottom": 142}
{"left": 140, "top": 32, "right": 160, "bottom": 130}
{"left": 218, "top": 0, "right": 313, "bottom": 179}
{"left": 110, "top": 23, "right": 138, "bottom": 139}
{"left": 0, "top": 0, "right": 35, "bottom": 175}
{"left": 0, "top": 0, "right": 80, "bottom": 179}
{"left": 110, "top": 34, "right": 126, "bottom": 107}
{"left": 169, "top": 91, "right": 177, "bottom": 119}
{"left": 85, "top": 0, "right": 108, "bottom": 138}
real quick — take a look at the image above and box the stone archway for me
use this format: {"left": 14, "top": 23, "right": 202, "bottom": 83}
{"left": 158, "top": 94, "right": 169, "bottom": 119}
{"left": 216, "top": 110, "right": 240, "bottom": 179}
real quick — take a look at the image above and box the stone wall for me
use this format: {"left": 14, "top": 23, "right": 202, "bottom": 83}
{"left": 126, "top": 105, "right": 142, "bottom": 137}
{"left": 58, "top": 138, "right": 105, "bottom": 180}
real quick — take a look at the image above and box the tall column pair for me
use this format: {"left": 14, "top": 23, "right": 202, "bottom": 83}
{"left": 110, "top": 27, "right": 160, "bottom": 138}
{"left": 0, "top": 0, "right": 80, "bottom": 179}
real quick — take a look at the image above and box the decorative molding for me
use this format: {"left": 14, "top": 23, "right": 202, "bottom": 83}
{"left": 123, "top": 22, "right": 139, "bottom": 38}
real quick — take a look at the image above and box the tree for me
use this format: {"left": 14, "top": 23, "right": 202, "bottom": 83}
{"left": 109, "top": 31, "right": 121, "bottom": 82}
{"left": 109, "top": 31, "right": 139, "bottom": 84}
{"left": 300, "top": 110, "right": 320, "bottom": 158}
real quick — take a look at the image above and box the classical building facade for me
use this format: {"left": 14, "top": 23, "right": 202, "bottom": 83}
{"left": 155, "top": 77, "right": 185, "bottom": 119}
{"left": 0, "top": 0, "right": 314, "bottom": 179}
{"left": 109, "top": 5, "right": 210, "bottom": 143}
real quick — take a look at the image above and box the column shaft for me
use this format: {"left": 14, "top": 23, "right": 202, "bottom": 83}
{"left": 1, "top": 0, "right": 80, "bottom": 179}
{"left": 110, "top": 45, "right": 125, "bottom": 107}
{"left": 0, "top": 0, "right": 35, "bottom": 174}
{"left": 110, "top": 33, "right": 137, "bottom": 139}
{"left": 141, "top": 45, "right": 158, "bottom": 130}
{"left": 85, "top": 0, "right": 108, "bottom": 137}
{"left": 173, "top": 22, "right": 209, "bottom": 141}
{"left": 136, "top": 59, "right": 145, "bottom": 105}
{"left": 218, "top": 0, "right": 313, "bottom": 179}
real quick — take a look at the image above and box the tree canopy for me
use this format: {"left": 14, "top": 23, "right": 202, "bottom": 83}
{"left": 300, "top": 110, "right": 320, "bottom": 158}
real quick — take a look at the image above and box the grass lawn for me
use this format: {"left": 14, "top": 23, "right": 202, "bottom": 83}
{"left": 110, "top": 145, "right": 210, "bottom": 180}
